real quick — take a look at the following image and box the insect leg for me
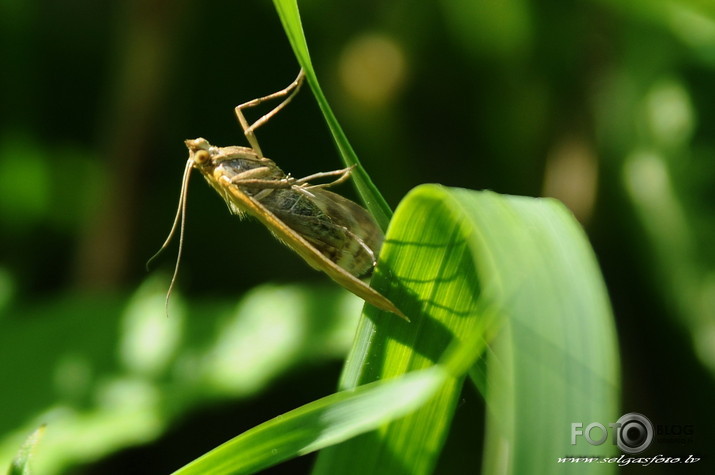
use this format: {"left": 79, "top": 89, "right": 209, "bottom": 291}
{"left": 227, "top": 166, "right": 276, "bottom": 181}
{"left": 230, "top": 178, "right": 294, "bottom": 189}
{"left": 224, "top": 165, "right": 293, "bottom": 188}
{"left": 235, "top": 69, "right": 306, "bottom": 157}
{"left": 293, "top": 165, "right": 356, "bottom": 189}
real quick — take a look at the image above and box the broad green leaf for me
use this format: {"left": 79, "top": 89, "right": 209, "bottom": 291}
{"left": 314, "top": 185, "right": 620, "bottom": 474}
{"left": 272, "top": 0, "right": 393, "bottom": 229}
{"left": 171, "top": 182, "right": 508, "bottom": 474}
{"left": 464, "top": 190, "right": 621, "bottom": 474}
{"left": 175, "top": 184, "right": 619, "bottom": 474}
{"left": 174, "top": 4, "right": 621, "bottom": 474}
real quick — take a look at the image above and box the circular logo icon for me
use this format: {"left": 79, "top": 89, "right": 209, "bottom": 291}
{"left": 617, "top": 413, "right": 653, "bottom": 453}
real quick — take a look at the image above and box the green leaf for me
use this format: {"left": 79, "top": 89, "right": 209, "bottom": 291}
{"left": 173, "top": 185, "right": 619, "bottom": 474}
{"left": 173, "top": 3, "right": 620, "bottom": 474}
{"left": 314, "top": 185, "right": 620, "bottom": 474}
{"left": 7, "top": 425, "right": 45, "bottom": 475}
{"left": 172, "top": 0, "right": 619, "bottom": 474}
{"left": 172, "top": 367, "right": 449, "bottom": 475}
{"left": 272, "top": 0, "right": 393, "bottom": 230}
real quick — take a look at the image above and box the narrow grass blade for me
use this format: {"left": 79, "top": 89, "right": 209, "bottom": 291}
{"left": 172, "top": 367, "right": 448, "bottom": 475}
{"left": 272, "top": 0, "right": 393, "bottom": 229}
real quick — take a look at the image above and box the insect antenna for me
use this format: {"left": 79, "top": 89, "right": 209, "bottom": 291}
{"left": 146, "top": 158, "right": 194, "bottom": 316}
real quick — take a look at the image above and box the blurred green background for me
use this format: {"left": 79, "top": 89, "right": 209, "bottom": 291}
{"left": 1, "top": 0, "right": 714, "bottom": 473}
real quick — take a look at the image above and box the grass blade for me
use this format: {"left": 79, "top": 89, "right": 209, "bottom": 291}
{"left": 314, "top": 185, "right": 620, "bottom": 474}
{"left": 172, "top": 368, "right": 448, "bottom": 475}
{"left": 176, "top": 2, "right": 622, "bottom": 473}
{"left": 169, "top": 184, "right": 619, "bottom": 474}
{"left": 272, "top": 0, "right": 393, "bottom": 229}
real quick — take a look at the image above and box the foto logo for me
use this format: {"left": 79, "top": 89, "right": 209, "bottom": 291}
{"left": 571, "top": 413, "right": 653, "bottom": 454}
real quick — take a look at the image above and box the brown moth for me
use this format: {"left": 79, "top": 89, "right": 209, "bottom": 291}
{"left": 154, "top": 70, "right": 407, "bottom": 320}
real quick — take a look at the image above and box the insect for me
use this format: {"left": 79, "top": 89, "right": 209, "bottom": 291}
{"left": 153, "top": 70, "right": 407, "bottom": 320}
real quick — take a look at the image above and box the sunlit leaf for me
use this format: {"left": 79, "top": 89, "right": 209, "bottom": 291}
{"left": 309, "top": 186, "right": 619, "bottom": 474}
{"left": 173, "top": 184, "right": 620, "bottom": 474}
{"left": 173, "top": 367, "right": 447, "bottom": 475}
{"left": 7, "top": 425, "right": 45, "bottom": 475}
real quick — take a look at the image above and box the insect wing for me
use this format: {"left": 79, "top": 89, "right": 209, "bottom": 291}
{"left": 268, "top": 189, "right": 379, "bottom": 278}
{"left": 309, "top": 189, "right": 384, "bottom": 252}
{"left": 304, "top": 189, "right": 383, "bottom": 276}
{"left": 214, "top": 172, "right": 407, "bottom": 320}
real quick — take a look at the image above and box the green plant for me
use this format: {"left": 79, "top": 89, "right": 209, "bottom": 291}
{"left": 169, "top": 2, "right": 621, "bottom": 474}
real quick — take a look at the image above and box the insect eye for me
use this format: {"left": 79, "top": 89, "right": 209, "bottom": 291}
{"left": 194, "top": 150, "right": 210, "bottom": 164}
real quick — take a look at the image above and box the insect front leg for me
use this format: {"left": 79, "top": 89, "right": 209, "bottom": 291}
{"left": 229, "top": 171, "right": 295, "bottom": 189}
{"left": 293, "top": 165, "right": 356, "bottom": 190}
{"left": 227, "top": 166, "right": 281, "bottom": 183}
{"left": 235, "top": 70, "right": 306, "bottom": 157}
